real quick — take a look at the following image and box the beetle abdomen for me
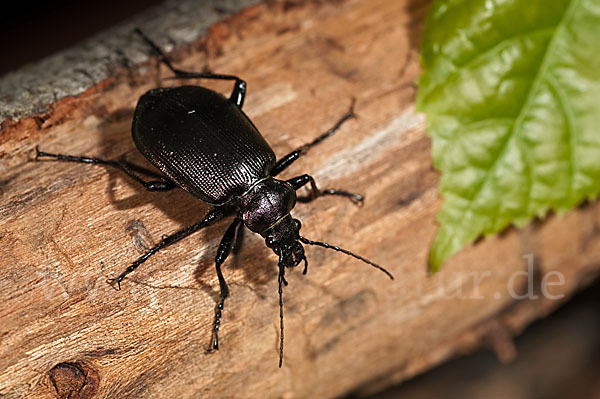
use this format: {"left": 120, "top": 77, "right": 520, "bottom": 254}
{"left": 132, "top": 86, "right": 276, "bottom": 204}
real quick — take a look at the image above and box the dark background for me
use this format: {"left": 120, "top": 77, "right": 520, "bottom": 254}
{"left": 1, "top": 0, "right": 163, "bottom": 75}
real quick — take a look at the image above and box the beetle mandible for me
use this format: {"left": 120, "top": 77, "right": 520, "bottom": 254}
{"left": 36, "top": 29, "right": 393, "bottom": 367}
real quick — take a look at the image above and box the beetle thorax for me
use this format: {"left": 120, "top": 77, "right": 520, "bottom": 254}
{"left": 239, "top": 178, "right": 297, "bottom": 234}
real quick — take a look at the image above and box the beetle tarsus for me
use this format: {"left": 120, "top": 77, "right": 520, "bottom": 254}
{"left": 106, "top": 277, "right": 123, "bottom": 291}
{"left": 287, "top": 174, "right": 363, "bottom": 205}
{"left": 270, "top": 99, "right": 357, "bottom": 176}
{"left": 210, "top": 219, "right": 240, "bottom": 354}
{"left": 321, "top": 189, "right": 364, "bottom": 205}
{"left": 33, "top": 148, "right": 178, "bottom": 192}
{"left": 109, "top": 209, "right": 226, "bottom": 291}
{"left": 135, "top": 29, "right": 247, "bottom": 108}
{"left": 277, "top": 262, "right": 285, "bottom": 368}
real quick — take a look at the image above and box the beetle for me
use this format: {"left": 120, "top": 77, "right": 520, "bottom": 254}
{"left": 36, "top": 29, "right": 393, "bottom": 367}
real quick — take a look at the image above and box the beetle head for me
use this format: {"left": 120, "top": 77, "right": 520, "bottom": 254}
{"left": 263, "top": 215, "right": 305, "bottom": 268}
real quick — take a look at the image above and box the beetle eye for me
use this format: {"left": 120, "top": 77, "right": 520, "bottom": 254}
{"left": 266, "top": 235, "right": 276, "bottom": 248}
{"left": 293, "top": 219, "right": 302, "bottom": 231}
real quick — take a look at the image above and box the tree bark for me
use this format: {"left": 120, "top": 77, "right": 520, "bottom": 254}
{"left": 1, "top": 0, "right": 600, "bottom": 398}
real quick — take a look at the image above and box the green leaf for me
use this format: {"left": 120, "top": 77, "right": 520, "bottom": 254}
{"left": 417, "top": 0, "right": 600, "bottom": 272}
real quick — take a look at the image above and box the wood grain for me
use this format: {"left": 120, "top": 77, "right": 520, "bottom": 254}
{"left": 1, "top": 0, "right": 600, "bottom": 398}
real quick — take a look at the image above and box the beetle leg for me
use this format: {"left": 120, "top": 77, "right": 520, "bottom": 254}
{"left": 277, "top": 260, "right": 286, "bottom": 368}
{"left": 287, "top": 174, "right": 363, "bottom": 205}
{"left": 108, "top": 208, "right": 225, "bottom": 289}
{"left": 35, "top": 148, "right": 176, "bottom": 191}
{"left": 211, "top": 218, "right": 242, "bottom": 352}
{"left": 270, "top": 98, "right": 356, "bottom": 176}
{"left": 134, "top": 29, "right": 246, "bottom": 107}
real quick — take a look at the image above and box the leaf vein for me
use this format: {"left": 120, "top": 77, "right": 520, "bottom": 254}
{"left": 546, "top": 76, "right": 575, "bottom": 207}
{"left": 463, "top": 0, "right": 580, "bottom": 225}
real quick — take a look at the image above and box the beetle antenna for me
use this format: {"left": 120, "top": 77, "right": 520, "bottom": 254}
{"left": 277, "top": 260, "right": 285, "bottom": 368}
{"left": 298, "top": 236, "right": 394, "bottom": 280}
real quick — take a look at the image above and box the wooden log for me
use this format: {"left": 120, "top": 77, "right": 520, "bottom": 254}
{"left": 1, "top": 0, "right": 600, "bottom": 398}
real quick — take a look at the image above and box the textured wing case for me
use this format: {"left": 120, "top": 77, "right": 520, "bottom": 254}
{"left": 132, "top": 86, "right": 276, "bottom": 204}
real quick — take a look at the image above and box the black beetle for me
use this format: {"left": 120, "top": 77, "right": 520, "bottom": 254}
{"left": 36, "top": 30, "right": 393, "bottom": 367}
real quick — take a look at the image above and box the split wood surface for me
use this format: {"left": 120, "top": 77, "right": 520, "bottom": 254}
{"left": 1, "top": 1, "right": 600, "bottom": 398}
